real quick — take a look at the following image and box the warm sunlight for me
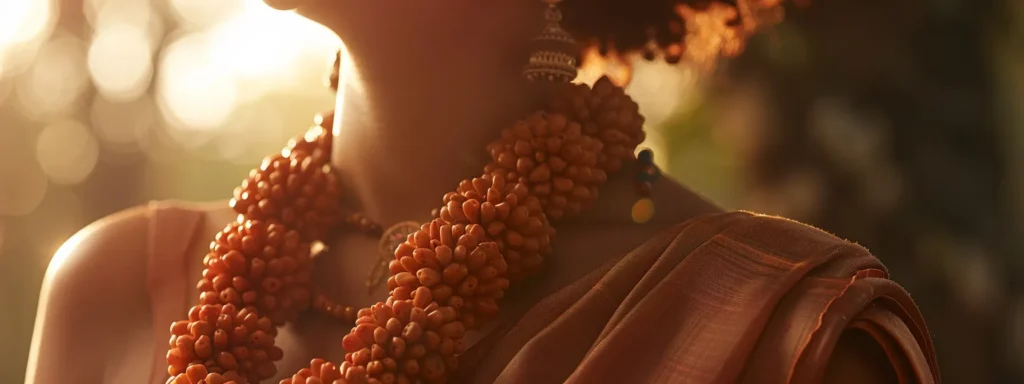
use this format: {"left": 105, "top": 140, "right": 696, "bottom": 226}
{"left": 209, "top": 0, "right": 337, "bottom": 80}
{"left": 0, "top": 0, "right": 55, "bottom": 58}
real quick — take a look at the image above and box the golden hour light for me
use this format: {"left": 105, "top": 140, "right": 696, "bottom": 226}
{"left": 15, "top": 33, "right": 88, "bottom": 118}
{"left": 0, "top": 0, "right": 56, "bottom": 62}
{"left": 156, "top": 32, "right": 238, "bottom": 134}
{"left": 35, "top": 119, "right": 100, "bottom": 185}
{"left": 209, "top": 1, "right": 337, "bottom": 80}
{"left": 87, "top": 22, "right": 153, "bottom": 101}
{"left": 5, "top": 1, "right": 1020, "bottom": 384}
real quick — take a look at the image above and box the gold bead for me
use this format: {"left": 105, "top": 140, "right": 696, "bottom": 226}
{"left": 631, "top": 198, "right": 655, "bottom": 224}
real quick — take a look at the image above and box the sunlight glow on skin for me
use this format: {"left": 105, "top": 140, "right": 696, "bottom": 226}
{"left": 331, "top": 45, "right": 352, "bottom": 168}
{"left": 26, "top": 223, "right": 92, "bottom": 384}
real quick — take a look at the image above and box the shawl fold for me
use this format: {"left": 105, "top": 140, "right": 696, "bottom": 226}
{"left": 459, "top": 211, "right": 939, "bottom": 384}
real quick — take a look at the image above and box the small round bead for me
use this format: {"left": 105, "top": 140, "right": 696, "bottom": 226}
{"left": 631, "top": 198, "right": 656, "bottom": 224}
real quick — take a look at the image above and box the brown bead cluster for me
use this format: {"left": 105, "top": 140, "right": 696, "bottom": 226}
{"left": 548, "top": 76, "right": 646, "bottom": 173}
{"left": 158, "top": 0, "right": 789, "bottom": 376}
{"left": 447, "top": 174, "right": 554, "bottom": 281}
{"left": 231, "top": 123, "right": 343, "bottom": 242}
{"left": 167, "top": 76, "right": 649, "bottom": 383}
{"left": 281, "top": 358, "right": 353, "bottom": 384}
{"left": 334, "top": 299, "right": 466, "bottom": 384}
{"left": 386, "top": 220, "right": 509, "bottom": 329}
{"left": 169, "top": 116, "right": 350, "bottom": 384}
{"left": 485, "top": 112, "right": 607, "bottom": 221}
{"left": 167, "top": 304, "right": 283, "bottom": 384}
{"left": 198, "top": 218, "right": 314, "bottom": 326}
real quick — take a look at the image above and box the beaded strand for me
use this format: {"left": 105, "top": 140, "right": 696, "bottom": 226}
{"left": 164, "top": 75, "right": 647, "bottom": 384}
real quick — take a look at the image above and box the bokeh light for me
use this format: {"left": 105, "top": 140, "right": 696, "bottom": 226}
{"left": 0, "top": 0, "right": 51, "bottom": 49}
{"left": 0, "top": 2, "right": 1017, "bottom": 384}
{"left": 87, "top": 0, "right": 149, "bottom": 28}
{"left": 629, "top": 58, "right": 699, "bottom": 127}
{"left": 155, "top": 0, "right": 337, "bottom": 147}
{"left": 217, "top": 105, "right": 285, "bottom": 164}
{"left": 88, "top": 22, "right": 153, "bottom": 101}
{"left": 15, "top": 33, "right": 89, "bottom": 118}
{"left": 87, "top": 0, "right": 165, "bottom": 50}
{"left": 156, "top": 32, "right": 237, "bottom": 138}
{"left": 0, "top": 0, "right": 57, "bottom": 76}
{"left": 35, "top": 120, "right": 101, "bottom": 185}
{"left": 168, "top": 0, "right": 243, "bottom": 29}
{"left": 209, "top": 2, "right": 337, "bottom": 81}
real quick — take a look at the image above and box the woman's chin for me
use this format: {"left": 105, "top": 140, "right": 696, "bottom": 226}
{"left": 262, "top": 0, "right": 306, "bottom": 11}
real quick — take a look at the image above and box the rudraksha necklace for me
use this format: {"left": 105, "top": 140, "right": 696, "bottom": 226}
{"left": 165, "top": 2, "right": 657, "bottom": 383}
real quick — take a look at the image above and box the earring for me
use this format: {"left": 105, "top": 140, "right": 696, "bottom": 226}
{"left": 522, "top": 0, "right": 578, "bottom": 83}
{"left": 522, "top": 1, "right": 658, "bottom": 223}
{"left": 631, "top": 148, "right": 660, "bottom": 224}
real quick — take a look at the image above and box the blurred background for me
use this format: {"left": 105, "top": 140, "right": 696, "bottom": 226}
{"left": 0, "top": 0, "right": 1020, "bottom": 382}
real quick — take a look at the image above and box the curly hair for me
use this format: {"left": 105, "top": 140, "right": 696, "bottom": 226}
{"left": 562, "top": 0, "right": 789, "bottom": 66}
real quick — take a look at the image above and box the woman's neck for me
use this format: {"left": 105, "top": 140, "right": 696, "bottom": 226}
{"left": 326, "top": 4, "right": 542, "bottom": 226}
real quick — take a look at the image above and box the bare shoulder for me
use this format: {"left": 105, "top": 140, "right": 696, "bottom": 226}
{"left": 26, "top": 201, "right": 229, "bottom": 384}
{"left": 43, "top": 204, "right": 153, "bottom": 293}
{"left": 26, "top": 203, "right": 155, "bottom": 383}
{"left": 36, "top": 200, "right": 231, "bottom": 295}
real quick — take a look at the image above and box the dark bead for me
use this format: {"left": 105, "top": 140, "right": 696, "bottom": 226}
{"left": 637, "top": 149, "right": 654, "bottom": 164}
{"left": 642, "top": 49, "right": 656, "bottom": 61}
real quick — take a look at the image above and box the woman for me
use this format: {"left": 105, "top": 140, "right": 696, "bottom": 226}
{"left": 26, "top": 0, "right": 939, "bottom": 383}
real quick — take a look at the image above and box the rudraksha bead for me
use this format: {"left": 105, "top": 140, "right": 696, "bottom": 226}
{"left": 167, "top": 304, "right": 282, "bottom": 384}
{"left": 340, "top": 300, "right": 465, "bottom": 383}
{"left": 448, "top": 174, "right": 554, "bottom": 280}
{"left": 547, "top": 76, "right": 646, "bottom": 173}
{"left": 484, "top": 112, "right": 607, "bottom": 221}
{"left": 386, "top": 220, "right": 507, "bottom": 328}
{"left": 231, "top": 121, "right": 342, "bottom": 242}
{"left": 199, "top": 220, "right": 314, "bottom": 325}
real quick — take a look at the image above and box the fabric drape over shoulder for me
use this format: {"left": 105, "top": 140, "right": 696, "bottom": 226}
{"left": 458, "top": 211, "right": 939, "bottom": 384}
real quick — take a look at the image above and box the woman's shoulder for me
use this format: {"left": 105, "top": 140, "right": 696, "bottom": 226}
{"left": 27, "top": 200, "right": 227, "bottom": 383}
{"left": 41, "top": 202, "right": 155, "bottom": 303}
{"left": 38, "top": 200, "right": 231, "bottom": 305}
{"left": 624, "top": 211, "right": 940, "bottom": 383}
{"left": 42, "top": 200, "right": 220, "bottom": 286}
